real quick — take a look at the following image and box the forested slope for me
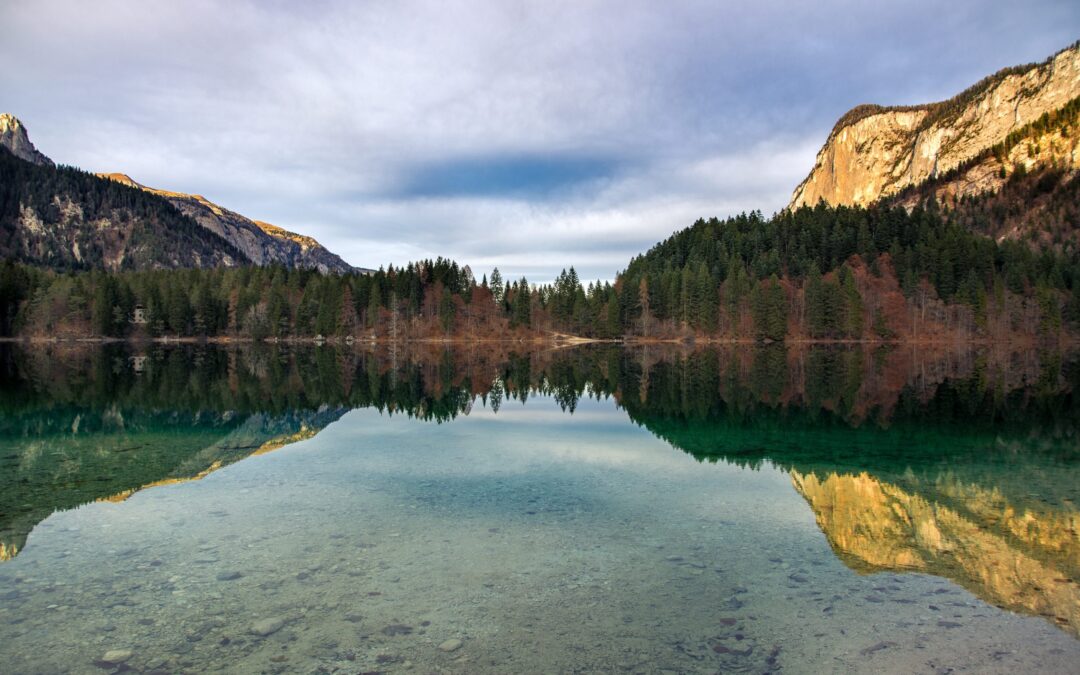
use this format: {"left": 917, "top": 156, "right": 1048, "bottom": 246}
{"left": 0, "top": 147, "right": 246, "bottom": 270}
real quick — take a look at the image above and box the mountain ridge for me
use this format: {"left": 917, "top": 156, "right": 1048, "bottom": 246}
{"left": 96, "top": 172, "right": 358, "bottom": 274}
{"left": 790, "top": 41, "right": 1080, "bottom": 209}
{"left": 0, "top": 115, "right": 357, "bottom": 273}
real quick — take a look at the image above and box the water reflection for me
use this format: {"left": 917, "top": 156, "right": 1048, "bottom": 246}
{"left": 613, "top": 346, "right": 1080, "bottom": 637}
{"left": 793, "top": 470, "right": 1078, "bottom": 634}
{"left": 0, "top": 342, "right": 1077, "bottom": 642}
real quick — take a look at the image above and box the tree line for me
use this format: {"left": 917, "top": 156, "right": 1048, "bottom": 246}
{"left": 3, "top": 200, "right": 1079, "bottom": 341}
{"left": 617, "top": 201, "right": 1080, "bottom": 341}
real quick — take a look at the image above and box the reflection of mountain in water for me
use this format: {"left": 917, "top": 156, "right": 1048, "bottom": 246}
{"left": 0, "top": 342, "right": 504, "bottom": 563}
{"left": 0, "top": 406, "right": 348, "bottom": 561}
{"left": 1, "top": 342, "right": 1078, "bottom": 639}
{"left": 793, "top": 469, "right": 1079, "bottom": 637}
{"left": 612, "top": 347, "right": 1080, "bottom": 637}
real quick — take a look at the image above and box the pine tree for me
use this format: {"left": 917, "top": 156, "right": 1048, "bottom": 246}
{"left": 751, "top": 275, "right": 787, "bottom": 341}
{"left": 490, "top": 268, "right": 504, "bottom": 305}
{"left": 693, "top": 262, "right": 716, "bottom": 331}
{"left": 805, "top": 262, "right": 826, "bottom": 337}
{"left": 366, "top": 281, "right": 382, "bottom": 329}
{"left": 638, "top": 276, "right": 651, "bottom": 336}
{"left": 511, "top": 278, "right": 531, "bottom": 328}
{"left": 839, "top": 267, "right": 864, "bottom": 337}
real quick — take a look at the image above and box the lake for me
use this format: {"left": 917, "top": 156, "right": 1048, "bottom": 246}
{"left": 0, "top": 343, "right": 1077, "bottom": 674}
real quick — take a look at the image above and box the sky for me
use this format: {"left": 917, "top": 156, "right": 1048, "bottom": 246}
{"left": 2, "top": 1, "right": 1077, "bottom": 283}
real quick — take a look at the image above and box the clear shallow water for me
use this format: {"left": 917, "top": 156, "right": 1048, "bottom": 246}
{"left": 0, "top": 345, "right": 1078, "bottom": 674}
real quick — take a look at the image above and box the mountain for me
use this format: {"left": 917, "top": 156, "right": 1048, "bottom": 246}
{"left": 0, "top": 145, "right": 248, "bottom": 269}
{"left": 0, "top": 114, "right": 357, "bottom": 273}
{"left": 790, "top": 42, "right": 1080, "bottom": 210}
{"left": 0, "top": 114, "right": 52, "bottom": 167}
{"left": 888, "top": 98, "right": 1080, "bottom": 250}
{"left": 98, "top": 173, "right": 356, "bottom": 274}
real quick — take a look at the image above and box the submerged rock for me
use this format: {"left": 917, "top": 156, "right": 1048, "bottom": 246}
{"left": 101, "top": 649, "right": 133, "bottom": 664}
{"left": 250, "top": 617, "right": 284, "bottom": 636}
{"left": 439, "top": 638, "right": 463, "bottom": 652}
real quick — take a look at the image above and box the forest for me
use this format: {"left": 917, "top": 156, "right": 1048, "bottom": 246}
{"left": 2, "top": 198, "right": 1079, "bottom": 343}
{"left": 617, "top": 199, "right": 1080, "bottom": 342}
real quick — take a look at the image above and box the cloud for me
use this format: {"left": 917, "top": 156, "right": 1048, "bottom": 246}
{"left": 1, "top": 0, "right": 1077, "bottom": 281}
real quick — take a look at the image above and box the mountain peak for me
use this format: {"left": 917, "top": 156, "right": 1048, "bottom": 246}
{"left": 0, "top": 114, "right": 54, "bottom": 167}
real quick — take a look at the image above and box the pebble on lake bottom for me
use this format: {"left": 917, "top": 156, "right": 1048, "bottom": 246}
{"left": 101, "top": 649, "right": 133, "bottom": 664}
{"left": 250, "top": 617, "right": 285, "bottom": 636}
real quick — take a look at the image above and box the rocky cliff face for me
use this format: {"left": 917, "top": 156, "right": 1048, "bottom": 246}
{"left": 0, "top": 113, "right": 53, "bottom": 167}
{"left": 790, "top": 42, "right": 1080, "bottom": 209}
{"left": 99, "top": 173, "right": 356, "bottom": 274}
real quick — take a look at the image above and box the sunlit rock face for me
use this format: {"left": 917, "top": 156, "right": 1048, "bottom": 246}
{"left": 792, "top": 470, "right": 1080, "bottom": 637}
{"left": 0, "top": 113, "right": 53, "bottom": 166}
{"left": 890, "top": 120, "right": 1080, "bottom": 213}
{"left": 790, "top": 43, "right": 1080, "bottom": 209}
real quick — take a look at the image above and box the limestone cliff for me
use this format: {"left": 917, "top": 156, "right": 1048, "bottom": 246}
{"left": 0, "top": 113, "right": 53, "bottom": 167}
{"left": 98, "top": 173, "right": 357, "bottom": 274}
{"left": 790, "top": 42, "right": 1080, "bottom": 209}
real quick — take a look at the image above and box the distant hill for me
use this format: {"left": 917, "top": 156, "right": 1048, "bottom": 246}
{"left": 790, "top": 42, "right": 1080, "bottom": 210}
{"left": 0, "top": 115, "right": 358, "bottom": 273}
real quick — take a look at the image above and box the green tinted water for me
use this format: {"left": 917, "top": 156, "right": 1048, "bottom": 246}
{"left": 0, "top": 344, "right": 1076, "bottom": 673}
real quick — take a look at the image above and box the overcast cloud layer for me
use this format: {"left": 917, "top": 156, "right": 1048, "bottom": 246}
{"left": 2, "top": 1, "right": 1077, "bottom": 282}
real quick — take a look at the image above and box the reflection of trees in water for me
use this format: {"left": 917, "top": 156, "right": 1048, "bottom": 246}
{"left": 2, "top": 343, "right": 1078, "bottom": 574}
{"left": 3, "top": 341, "right": 1077, "bottom": 441}
{"left": 597, "top": 345, "right": 1080, "bottom": 639}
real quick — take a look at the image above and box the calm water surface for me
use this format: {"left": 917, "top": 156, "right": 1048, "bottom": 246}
{"left": 0, "top": 345, "right": 1077, "bottom": 674}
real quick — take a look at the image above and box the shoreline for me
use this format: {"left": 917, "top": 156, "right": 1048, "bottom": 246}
{"left": 0, "top": 334, "right": 1073, "bottom": 347}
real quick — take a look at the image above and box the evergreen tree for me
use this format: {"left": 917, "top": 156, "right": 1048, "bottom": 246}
{"left": 489, "top": 268, "right": 504, "bottom": 305}
{"left": 510, "top": 278, "right": 532, "bottom": 328}
{"left": 751, "top": 276, "right": 787, "bottom": 341}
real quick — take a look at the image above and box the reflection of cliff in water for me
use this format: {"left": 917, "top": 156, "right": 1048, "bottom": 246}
{"left": 612, "top": 346, "right": 1080, "bottom": 637}
{"left": 793, "top": 468, "right": 1079, "bottom": 637}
